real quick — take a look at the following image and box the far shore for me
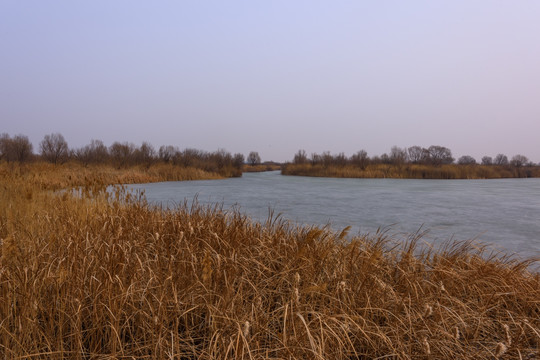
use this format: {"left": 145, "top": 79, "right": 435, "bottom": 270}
{"left": 281, "top": 163, "right": 540, "bottom": 179}
{"left": 242, "top": 163, "right": 282, "bottom": 172}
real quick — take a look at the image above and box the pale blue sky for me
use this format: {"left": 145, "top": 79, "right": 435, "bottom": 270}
{"left": 1, "top": 1, "right": 539, "bottom": 162}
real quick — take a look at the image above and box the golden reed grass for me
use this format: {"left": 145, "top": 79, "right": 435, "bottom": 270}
{"left": 0, "top": 161, "right": 223, "bottom": 192}
{"left": 242, "top": 164, "right": 281, "bottom": 173}
{"left": 0, "top": 163, "right": 539, "bottom": 359}
{"left": 282, "top": 163, "right": 540, "bottom": 179}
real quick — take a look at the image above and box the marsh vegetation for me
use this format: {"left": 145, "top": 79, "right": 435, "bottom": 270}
{"left": 0, "top": 163, "right": 538, "bottom": 358}
{"left": 284, "top": 147, "right": 540, "bottom": 179}
{"left": 0, "top": 133, "right": 246, "bottom": 178}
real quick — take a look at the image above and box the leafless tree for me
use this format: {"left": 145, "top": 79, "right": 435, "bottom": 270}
{"left": 109, "top": 142, "right": 135, "bottom": 168}
{"left": 247, "top": 151, "right": 261, "bottom": 166}
{"left": 390, "top": 146, "right": 408, "bottom": 165}
{"left": 321, "top": 151, "right": 333, "bottom": 167}
{"left": 494, "top": 154, "right": 509, "bottom": 165}
{"left": 407, "top": 146, "right": 425, "bottom": 164}
{"left": 510, "top": 154, "right": 528, "bottom": 167}
{"left": 293, "top": 149, "right": 308, "bottom": 164}
{"left": 457, "top": 155, "right": 477, "bottom": 165}
{"left": 310, "top": 153, "right": 322, "bottom": 166}
{"left": 350, "top": 150, "right": 369, "bottom": 169}
{"left": 180, "top": 148, "right": 205, "bottom": 167}
{"left": 334, "top": 152, "right": 347, "bottom": 167}
{"left": 73, "top": 139, "right": 109, "bottom": 165}
{"left": 379, "top": 153, "right": 391, "bottom": 164}
{"left": 427, "top": 145, "right": 454, "bottom": 165}
{"left": 1, "top": 133, "right": 34, "bottom": 162}
{"left": 134, "top": 142, "right": 156, "bottom": 166}
{"left": 158, "top": 145, "right": 177, "bottom": 163}
{"left": 481, "top": 156, "right": 493, "bottom": 165}
{"left": 40, "top": 133, "right": 69, "bottom": 164}
{"left": 233, "top": 153, "right": 245, "bottom": 168}
{"left": 0, "top": 133, "right": 10, "bottom": 161}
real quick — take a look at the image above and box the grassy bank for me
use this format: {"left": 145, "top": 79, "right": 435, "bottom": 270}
{"left": 243, "top": 163, "right": 282, "bottom": 173}
{"left": 282, "top": 163, "right": 540, "bottom": 179}
{"left": 0, "top": 162, "right": 225, "bottom": 191}
{"left": 0, "top": 164, "right": 539, "bottom": 358}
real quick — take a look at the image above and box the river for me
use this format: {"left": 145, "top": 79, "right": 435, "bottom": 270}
{"left": 126, "top": 171, "right": 540, "bottom": 258}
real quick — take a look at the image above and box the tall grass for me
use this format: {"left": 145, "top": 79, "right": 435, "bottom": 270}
{"left": 0, "top": 162, "right": 224, "bottom": 192}
{"left": 242, "top": 164, "right": 282, "bottom": 173}
{"left": 0, "top": 163, "right": 538, "bottom": 358}
{"left": 282, "top": 163, "right": 540, "bottom": 179}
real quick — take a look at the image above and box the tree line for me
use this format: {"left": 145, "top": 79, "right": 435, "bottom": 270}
{"left": 0, "top": 133, "right": 250, "bottom": 177}
{"left": 292, "top": 145, "right": 537, "bottom": 168}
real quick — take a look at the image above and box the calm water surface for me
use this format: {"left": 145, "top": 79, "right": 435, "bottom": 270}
{"left": 126, "top": 171, "right": 540, "bottom": 257}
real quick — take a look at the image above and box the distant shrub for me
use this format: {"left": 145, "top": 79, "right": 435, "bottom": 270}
{"left": 0, "top": 133, "right": 33, "bottom": 163}
{"left": 458, "top": 155, "right": 477, "bottom": 165}
{"left": 481, "top": 156, "right": 493, "bottom": 165}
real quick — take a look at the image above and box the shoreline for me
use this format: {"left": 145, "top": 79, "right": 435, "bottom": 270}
{"left": 282, "top": 163, "right": 540, "bottom": 179}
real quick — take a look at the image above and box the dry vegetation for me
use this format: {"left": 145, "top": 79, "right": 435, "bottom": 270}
{"left": 2, "top": 162, "right": 224, "bottom": 192}
{"left": 242, "top": 164, "right": 282, "bottom": 173}
{"left": 282, "top": 163, "right": 540, "bottom": 180}
{"left": 0, "top": 133, "right": 246, "bottom": 179}
{"left": 284, "top": 147, "right": 540, "bottom": 179}
{"left": 0, "top": 163, "right": 539, "bottom": 359}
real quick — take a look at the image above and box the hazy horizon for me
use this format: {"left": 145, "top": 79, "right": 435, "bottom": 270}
{"left": 2, "top": 1, "right": 539, "bottom": 163}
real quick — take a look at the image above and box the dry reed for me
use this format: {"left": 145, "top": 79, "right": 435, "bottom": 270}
{"left": 282, "top": 163, "right": 540, "bottom": 179}
{"left": 0, "top": 163, "right": 538, "bottom": 359}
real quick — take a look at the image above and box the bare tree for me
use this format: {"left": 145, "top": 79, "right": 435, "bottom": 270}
{"left": 14, "top": 135, "right": 34, "bottom": 162}
{"left": 210, "top": 149, "right": 232, "bottom": 170}
{"left": 321, "top": 151, "right": 333, "bottom": 167}
{"left": 494, "top": 154, "right": 509, "bottom": 166}
{"left": 380, "top": 153, "right": 391, "bottom": 164}
{"left": 134, "top": 142, "right": 156, "bottom": 166}
{"left": 158, "top": 145, "right": 177, "bottom": 163}
{"left": 0, "top": 133, "right": 34, "bottom": 163}
{"left": 293, "top": 149, "right": 308, "bottom": 164}
{"left": 334, "top": 152, "right": 347, "bottom": 167}
{"left": 407, "top": 146, "right": 425, "bottom": 164}
{"left": 350, "top": 150, "right": 369, "bottom": 169}
{"left": 40, "top": 133, "right": 69, "bottom": 164}
{"left": 180, "top": 148, "right": 205, "bottom": 167}
{"left": 310, "top": 153, "right": 321, "bottom": 165}
{"left": 510, "top": 154, "right": 528, "bottom": 167}
{"left": 481, "top": 156, "right": 493, "bottom": 165}
{"left": 73, "top": 139, "right": 109, "bottom": 165}
{"left": 457, "top": 155, "right": 477, "bottom": 165}
{"left": 427, "top": 145, "right": 454, "bottom": 165}
{"left": 247, "top": 151, "right": 261, "bottom": 166}
{"left": 0, "top": 133, "right": 10, "bottom": 161}
{"left": 390, "top": 146, "right": 408, "bottom": 165}
{"left": 233, "top": 153, "right": 245, "bottom": 169}
{"left": 109, "top": 142, "right": 135, "bottom": 168}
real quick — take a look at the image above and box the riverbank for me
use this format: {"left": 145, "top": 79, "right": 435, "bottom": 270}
{"left": 282, "top": 163, "right": 540, "bottom": 179}
{"left": 0, "top": 162, "right": 226, "bottom": 191}
{"left": 0, "top": 161, "right": 282, "bottom": 192}
{"left": 242, "top": 163, "right": 282, "bottom": 172}
{"left": 0, "top": 165, "right": 538, "bottom": 358}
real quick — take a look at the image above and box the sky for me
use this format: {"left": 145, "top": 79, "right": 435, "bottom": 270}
{"left": 1, "top": 1, "right": 539, "bottom": 163}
